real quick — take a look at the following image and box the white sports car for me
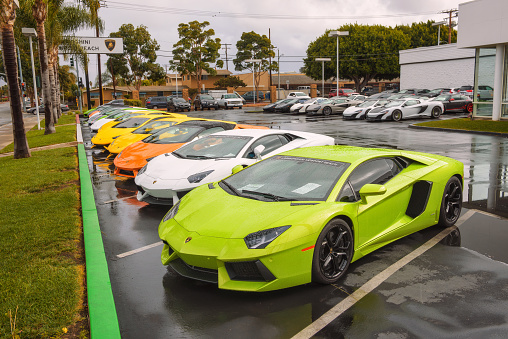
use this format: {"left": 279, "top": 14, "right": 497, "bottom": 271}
{"left": 366, "top": 98, "right": 443, "bottom": 121}
{"left": 289, "top": 97, "right": 327, "bottom": 114}
{"left": 342, "top": 99, "right": 389, "bottom": 120}
{"left": 134, "top": 129, "right": 335, "bottom": 205}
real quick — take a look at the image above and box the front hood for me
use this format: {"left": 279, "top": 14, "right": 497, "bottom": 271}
{"left": 114, "top": 142, "right": 183, "bottom": 169}
{"left": 173, "top": 186, "right": 315, "bottom": 238}
{"left": 107, "top": 133, "right": 148, "bottom": 153}
{"left": 91, "top": 127, "right": 134, "bottom": 145}
{"left": 145, "top": 154, "right": 232, "bottom": 180}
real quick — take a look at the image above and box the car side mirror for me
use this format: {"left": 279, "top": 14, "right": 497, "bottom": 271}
{"left": 359, "top": 184, "right": 386, "bottom": 204}
{"left": 253, "top": 145, "right": 265, "bottom": 160}
{"left": 231, "top": 165, "right": 244, "bottom": 175}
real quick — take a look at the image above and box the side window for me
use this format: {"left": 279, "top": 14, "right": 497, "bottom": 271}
{"left": 405, "top": 100, "right": 419, "bottom": 106}
{"left": 244, "top": 135, "right": 284, "bottom": 158}
{"left": 197, "top": 127, "right": 225, "bottom": 139}
{"left": 452, "top": 94, "right": 463, "bottom": 100}
{"left": 337, "top": 158, "right": 400, "bottom": 202}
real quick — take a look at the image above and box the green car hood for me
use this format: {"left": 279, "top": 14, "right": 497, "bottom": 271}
{"left": 174, "top": 185, "right": 315, "bottom": 239}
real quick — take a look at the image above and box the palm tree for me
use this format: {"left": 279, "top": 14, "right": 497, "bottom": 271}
{"left": 30, "top": 0, "right": 55, "bottom": 134}
{"left": 1, "top": 0, "right": 31, "bottom": 158}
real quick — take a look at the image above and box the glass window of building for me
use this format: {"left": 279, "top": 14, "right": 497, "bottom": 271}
{"left": 474, "top": 48, "right": 496, "bottom": 117}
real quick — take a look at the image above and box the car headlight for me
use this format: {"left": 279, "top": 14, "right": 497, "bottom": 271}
{"left": 187, "top": 170, "right": 214, "bottom": 183}
{"left": 138, "top": 163, "right": 148, "bottom": 176}
{"left": 244, "top": 225, "right": 291, "bottom": 249}
{"left": 354, "top": 109, "right": 362, "bottom": 113}
{"left": 162, "top": 200, "right": 180, "bottom": 222}
{"left": 378, "top": 110, "right": 388, "bottom": 114}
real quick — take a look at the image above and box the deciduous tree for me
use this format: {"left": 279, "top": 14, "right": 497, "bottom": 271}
{"left": 109, "top": 24, "right": 165, "bottom": 91}
{"left": 213, "top": 76, "right": 246, "bottom": 89}
{"left": 303, "top": 24, "right": 410, "bottom": 93}
{"left": 233, "top": 31, "right": 276, "bottom": 93}
{"left": 171, "top": 20, "right": 223, "bottom": 96}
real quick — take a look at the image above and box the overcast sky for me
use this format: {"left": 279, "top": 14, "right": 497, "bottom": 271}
{"left": 23, "top": 0, "right": 465, "bottom": 86}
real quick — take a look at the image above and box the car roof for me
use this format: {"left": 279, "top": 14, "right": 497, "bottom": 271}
{"left": 210, "top": 128, "right": 319, "bottom": 138}
{"left": 178, "top": 120, "right": 236, "bottom": 130}
{"left": 279, "top": 145, "right": 441, "bottom": 165}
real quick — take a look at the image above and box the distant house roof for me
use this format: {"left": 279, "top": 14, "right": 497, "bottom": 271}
{"left": 83, "top": 85, "right": 188, "bottom": 93}
{"left": 271, "top": 73, "right": 334, "bottom": 85}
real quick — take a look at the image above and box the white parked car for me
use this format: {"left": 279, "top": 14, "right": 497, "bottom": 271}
{"left": 366, "top": 98, "right": 443, "bottom": 122}
{"left": 134, "top": 129, "right": 335, "bottom": 205}
{"left": 217, "top": 93, "right": 244, "bottom": 109}
{"left": 287, "top": 91, "right": 311, "bottom": 100}
{"left": 342, "top": 99, "right": 389, "bottom": 120}
{"left": 290, "top": 97, "right": 327, "bottom": 114}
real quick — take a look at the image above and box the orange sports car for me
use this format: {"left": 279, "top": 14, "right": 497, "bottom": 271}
{"left": 114, "top": 120, "right": 267, "bottom": 178}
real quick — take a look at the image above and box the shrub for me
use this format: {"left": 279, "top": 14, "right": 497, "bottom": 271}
{"left": 124, "top": 99, "right": 142, "bottom": 107}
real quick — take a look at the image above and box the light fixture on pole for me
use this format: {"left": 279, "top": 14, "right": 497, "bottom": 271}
{"left": 315, "top": 58, "right": 331, "bottom": 97}
{"left": 328, "top": 30, "right": 349, "bottom": 96}
{"left": 173, "top": 59, "right": 180, "bottom": 98}
{"left": 22, "top": 27, "right": 40, "bottom": 130}
{"left": 432, "top": 21, "right": 447, "bottom": 46}
{"left": 245, "top": 58, "right": 261, "bottom": 104}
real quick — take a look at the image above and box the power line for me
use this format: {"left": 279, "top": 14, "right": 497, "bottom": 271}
{"left": 103, "top": 1, "right": 439, "bottom": 21}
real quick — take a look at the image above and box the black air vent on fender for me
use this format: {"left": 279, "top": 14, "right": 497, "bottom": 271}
{"left": 406, "top": 181, "right": 433, "bottom": 218}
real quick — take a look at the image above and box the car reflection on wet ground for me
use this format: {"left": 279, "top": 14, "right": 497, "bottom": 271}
{"left": 82, "top": 109, "right": 508, "bottom": 338}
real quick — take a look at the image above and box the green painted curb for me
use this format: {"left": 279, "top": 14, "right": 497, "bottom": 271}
{"left": 78, "top": 143, "right": 121, "bottom": 339}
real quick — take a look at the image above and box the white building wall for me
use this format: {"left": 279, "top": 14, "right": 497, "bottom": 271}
{"left": 399, "top": 44, "right": 475, "bottom": 90}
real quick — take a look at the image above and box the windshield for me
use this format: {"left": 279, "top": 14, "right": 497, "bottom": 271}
{"left": 143, "top": 125, "right": 203, "bottom": 144}
{"left": 223, "top": 94, "right": 237, "bottom": 99}
{"left": 343, "top": 89, "right": 354, "bottom": 93}
{"left": 114, "top": 112, "right": 145, "bottom": 121}
{"left": 384, "top": 100, "right": 405, "bottom": 108}
{"left": 174, "top": 98, "right": 187, "bottom": 103}
{"left": 114, "top": 117, "right": 151, "bottom": 128}
{"left": 358, "top": 100, "right": 378, "bottom": 107}
{"left": 331, "top": 98, "right": 348, "bottom": 103}
{"left": 132, "top": 119, "right": 177, "bottom": 134}
{"left": 433, "top": 95, "right": 451, "bottom": 101}
{"left": 222, "top": 155, "right": 349, "bottom": 201}
{"left": 200, "top": 95, "right": 214, "bottom": 100}
{"left": 173, "top": 135, "right": 252, "bottom": 159}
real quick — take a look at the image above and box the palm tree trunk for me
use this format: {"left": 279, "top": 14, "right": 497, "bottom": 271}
{"left": 52, "top": 51, "right": 61, "bottom": 118}
{"left": 48, "top": 56, "right": 58, "bottom": 123}
{"left": 1, "top": 17, "right": 31, "bottom": 159}
{"left": 33, "top": 1, "right": 55, "bottom": 135}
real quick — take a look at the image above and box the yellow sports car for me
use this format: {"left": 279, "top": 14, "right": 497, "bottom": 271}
{"left": 91, "top": 113, "right": 186, "bottom": 147}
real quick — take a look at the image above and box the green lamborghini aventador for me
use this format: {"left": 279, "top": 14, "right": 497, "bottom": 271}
{"left": 158, "top": 145, "right": 464, "bottom": 292}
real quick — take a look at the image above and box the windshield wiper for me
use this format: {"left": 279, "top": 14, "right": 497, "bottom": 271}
{"left": 171, "top": 151, "right": 186, "bottom": 159}
{"left": 221, "top": 180, "right": 240, "bottom": 196}
{"left": 186, "top": 155, "right": 213, "bottom": 159}
{"left": 241, "top": 190, "right": 292, "bottom": 202}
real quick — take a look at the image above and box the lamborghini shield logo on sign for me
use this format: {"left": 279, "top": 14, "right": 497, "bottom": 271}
{"left": 185, "top": 237, "right": 192, "bottom": 243}
{"left": 105, "top": 39, "right": 116, "bottom": 51}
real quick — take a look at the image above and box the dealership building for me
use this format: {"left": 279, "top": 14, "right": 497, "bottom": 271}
{"left": 399, "top": 0, "right": 507, "bottom": 120}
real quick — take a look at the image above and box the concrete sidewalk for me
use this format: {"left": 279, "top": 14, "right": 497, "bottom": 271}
{"left": 0, "top": 114, "right": 41, "bottom": 150}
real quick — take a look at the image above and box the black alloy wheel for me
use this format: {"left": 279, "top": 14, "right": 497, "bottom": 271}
{"left": 323, "top": 106, "right": 332, "bottom": 116}
{"left": 438, "top": 176, "right": 462, "bottom": 227}
{"left": 431, "top": 106, "right": 442, "bottom": 118}
{"left": 312, "top": 219, "right": 353, "bottom": 284}
{"left": 392, "top": 109, "right": 402, "bottom": 121}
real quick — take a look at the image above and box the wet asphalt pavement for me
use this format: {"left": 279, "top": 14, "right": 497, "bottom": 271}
{"left": 81, "top": 109, "right": 508, "bottom": 338}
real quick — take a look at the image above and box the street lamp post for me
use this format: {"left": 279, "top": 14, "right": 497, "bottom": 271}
{"left": 246, "top": 58, "right": 261, "bottom": 104}
{"left": 22, "top": 27, "right": 40, "bottom": 130}
{"left": 277, "top": 49, "right": 284, "bottom": 100}
{"left": 173, "top": 59, "right": 180, "bottom": 98}
{"left": 315, "top": 58, "right": 331, "bottom": 97}
{"left": 432, "top": 21, "right": 447, "bottom": 46}
{"left": 328, "top": 30, "right": 349, "bottom": 96}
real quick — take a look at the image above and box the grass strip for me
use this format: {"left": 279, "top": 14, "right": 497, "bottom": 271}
{"left": 77, "top": 143, "right": 121, "bottom": 339}
{"left": 415, "top": 118, "right": 508, "bottom": 134}
{"left": 0, "top": 147, "right": 85, "bottom": 338}
{"left": 1, "top": 113, "right": 77, "bottom": 153}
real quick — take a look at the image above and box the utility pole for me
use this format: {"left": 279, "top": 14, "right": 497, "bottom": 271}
{"left": 269, "top": 28, "right": 272, "bottom": 89}
{"left": 441, "top": 9, "right": 458, "bottom": 44}
{"left": 222, "top": 43, "right": 231, "bottom": 70}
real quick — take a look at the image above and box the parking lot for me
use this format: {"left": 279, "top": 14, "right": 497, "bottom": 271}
{"left": 81, "top": 109, "right": 508, "bottom": 338}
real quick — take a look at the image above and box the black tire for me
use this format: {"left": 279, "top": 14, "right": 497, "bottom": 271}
{"left": 323, "top": 106, "right": 332, "bottom": 116}
{"left": 431, "top": 106, "right": 442, "bottom": 119}
{"left": 188, "top": 108, "right": 191, "bottom": 112}
{"left": 360, "top": 109, "right": 370, "bottom": 120}
{"left": 312, "top": 219, "right": 354, "bottom": 284}
{"left": 392, "top": 109, "right": 402, "bottom": 122}
{"left": 153, "top": 105, "right": 158, "bottom": 109}
{"left": 438, "top": 176, "right": 462, "bottom": 227}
